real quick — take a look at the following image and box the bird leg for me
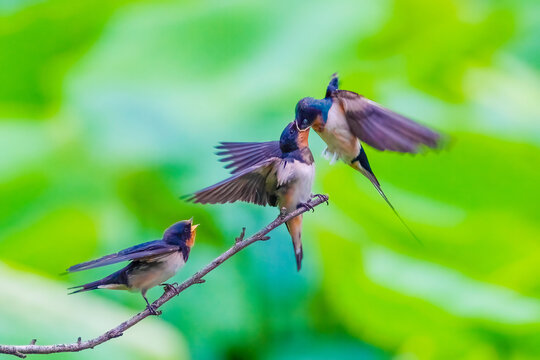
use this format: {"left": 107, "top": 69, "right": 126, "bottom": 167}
{"left": 311, "top": 193, "right": 329, "bottom": 205}
{"left": 322, "top": 148, "right": 330, "bottom": 159}
{"left": 322, "top": 148, "right": 339, "bottom": 165}
{"left": 297, "top": 202, "right": 315, "bottom": 212}
{"left": 330, "top": 151, "right": 339, "bottom": 165}
{"left": 142, "top": 293, "right": 161, "bottom": 316}
{"left": 160, "top": 282, "right": 178, "bottom": 293}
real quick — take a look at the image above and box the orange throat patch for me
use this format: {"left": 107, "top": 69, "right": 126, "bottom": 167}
{"left": 186, "top": 228, "right": 197, "bottom": 247}
{"left": 297, "top": 127, "right": 310, "bottom": 148}
{"left": 312, "top": 115, "right": 325, "bottom": 133}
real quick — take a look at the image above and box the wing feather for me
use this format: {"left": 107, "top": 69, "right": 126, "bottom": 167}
{"left": 334, "top": 90, "right": 442, "bottom": 153}
{"left": 187, "top": 158, "right": 279, "bottom": 205}
{"left": 216, "top": 141, "right": 282, "bottom": 173}
{"left": 67, "top": 240, "right": 179, "bottom": 272}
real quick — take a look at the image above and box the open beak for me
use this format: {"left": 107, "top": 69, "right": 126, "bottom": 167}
{"left": 187, "top": 222, "right": 199, "bottom": 247}
{"left": 295, "top": 119, "right": 311, "bottom": 132}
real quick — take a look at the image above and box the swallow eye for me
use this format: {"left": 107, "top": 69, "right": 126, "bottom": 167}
{"left": 289, "top": 127, "right": 294, "bottom": 134}
{"left": 302, "top": 118, "right": 308, "bottom": 126}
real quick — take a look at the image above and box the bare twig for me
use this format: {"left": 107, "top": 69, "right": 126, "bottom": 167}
{"left": 0, "top": 195, "right": 329, "bottom": 358}
{"left": 235, "top": 227, "right": 246, "bottom": 243}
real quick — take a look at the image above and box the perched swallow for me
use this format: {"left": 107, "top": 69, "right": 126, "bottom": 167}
{"left": 67, "top": 219, "right": 198, "bottom": 314}
{"left": 187, "top": 122, "right": 318, "bottom": 271}
{"left": 295, "top": 74, "right": 442, "bottom": 240}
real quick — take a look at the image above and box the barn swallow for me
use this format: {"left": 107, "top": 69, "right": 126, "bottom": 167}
{"left": 295, "top": 74, "right": 442, "bottom": 241}
{"left": 67, "top": 219, "right": 198, "bottom": 314}
{"left": 187, "top": 122, "right": 318, "bottom": 271}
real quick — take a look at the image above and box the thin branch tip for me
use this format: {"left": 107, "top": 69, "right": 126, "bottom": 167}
{"left": 0, "top": 195, "right": 329, "bottom": 357}
{"left": 235, "top": 227, "right": 246, "bottom": 243}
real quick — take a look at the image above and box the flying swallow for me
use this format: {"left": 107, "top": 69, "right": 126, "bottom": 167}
{"left": 67, "top": 219, "right": 198, "bottom": 314}
{"left": 187, "top": 122, "right": 319, "bottom": 271}
{"left": 295, "top": 74, "right": 443, "bottom": 241}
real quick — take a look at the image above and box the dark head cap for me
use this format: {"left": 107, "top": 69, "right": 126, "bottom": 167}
{"left": 280, "top": 121, "right": 309, "bottom": 153}
{"left": 163, "top": 219, "right": 199, "bottom": 246}
{"left": 280, "top": 122, "right": 300, "bottom": 153}
{"left": 294, "top": 97, "right": 329, "bottom": 130}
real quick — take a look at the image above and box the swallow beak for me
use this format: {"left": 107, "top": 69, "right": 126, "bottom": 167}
{"left": 188, "top": 217, "right": 193, "bottom": 224}
{"left": 187, "top": 223, "right": 199, "bottom": 247}
{"left": 295, "top": 119, "right": 311, "bottom": 132}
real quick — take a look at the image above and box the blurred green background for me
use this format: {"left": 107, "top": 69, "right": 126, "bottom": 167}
{"left": 1, "top": 0, "right": 539, "bottom": 359}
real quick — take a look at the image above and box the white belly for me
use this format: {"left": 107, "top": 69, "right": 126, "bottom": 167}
{"left": 319, "top": 104, "right": 359, "bottom": 163}
{"left": 276, "top": 160, "right": 314, "bottom": 212}
{"left": 291, "top": 161, "right": 315, "bottom": 203}
{"left": 129, "top": 252, "right": 185, "bottom": 291}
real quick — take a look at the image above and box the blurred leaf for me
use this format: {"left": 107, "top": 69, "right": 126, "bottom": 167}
{"left": 357, "top": 0, "right": 516, "bottom": 102}
{"left": 0, "top": 207, "right": 98, "bottom": 275}
{"left": 0, "top": 0, "right": 143, "bottom": 118}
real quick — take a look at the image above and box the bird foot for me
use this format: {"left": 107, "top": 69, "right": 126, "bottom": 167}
{"left": 322, "top": 147, "right": 332, "bottom": 159}
{"left": 146, "top": 304, "right": 162, "bottom": 316}
{"left": 311, "top": 193, "right": 329, "bottom": 205}
{"left": 322, "top": 148, "right": 339, "bottom": 164}
{"left": 160, "top": 282, "right": 178, "bottom": 293}
{"left": 330, "top": 152, "right": 339, "bottom": 165}
{"left": 298, "top": 202, "right": 315, "bottom": 212}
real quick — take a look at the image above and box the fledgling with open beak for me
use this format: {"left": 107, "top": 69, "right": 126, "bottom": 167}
{"left": 187, "top": 122, "right": 321, "bottom": 271}
{"left": 295, "top": 74, "right": 443, "bottom": 241}
{"left": 67, "top": 219, "right": 198, "bottom": 314}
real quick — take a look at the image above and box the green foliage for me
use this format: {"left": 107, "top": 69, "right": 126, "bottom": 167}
{"left": 0, "top": 0, "right": 138, "bottom": 118}
{"left": 0, "top": 0, "right": 539, "bottom": 359}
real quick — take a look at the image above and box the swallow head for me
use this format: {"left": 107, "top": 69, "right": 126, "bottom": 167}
{"left": 280, "top": 121, "right": 309, "bottom": 153}
{"left": 163, "top": 219, "right": 199, "bottom": 247}
{"left": 294, "top": 97, "right": 330, "bottom": 131}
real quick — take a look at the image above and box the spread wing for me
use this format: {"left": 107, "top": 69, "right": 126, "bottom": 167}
{"left": 334, "top": 90, "right": 442, "bottom": 153}
{"left": 66, "top": 240, "right": 180, "bottom": 272}
{"left": 186, "top": 158, "right": 280, "bottom": 206}
{"left": 216, "top": 141, "right": 282, "bottom": 174}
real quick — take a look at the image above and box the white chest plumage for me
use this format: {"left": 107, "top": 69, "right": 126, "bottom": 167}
{"left": 318, "top": 104, "right": 360, "bottom": 163}
{"left": 276, "top": 160, "right": 314, "bottom": 211}
{"left": 128, "top": 251, "right": 186, "bottom": 291}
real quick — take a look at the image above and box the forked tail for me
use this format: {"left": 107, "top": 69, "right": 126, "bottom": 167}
{"left": 368, "top": 174, "right": 422, "bottom": 245}
{"left": 351, "top": 148, "right": 422, "bottom": 245}
{"left": 68, "top": 268, "right": 129, "bottom": 294}
{"left": 68, "top": 279, "right": 104, "bottom": 295}
{"left": 285, "top": 215, "right": 304, "bottom": 271}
